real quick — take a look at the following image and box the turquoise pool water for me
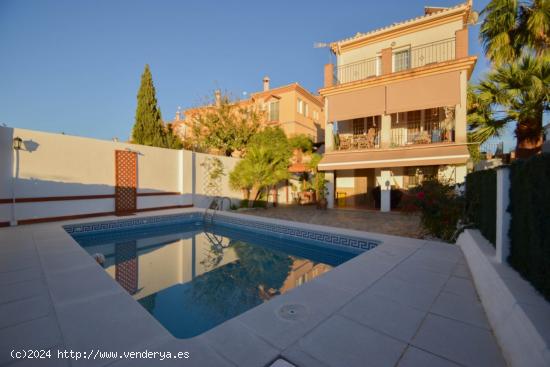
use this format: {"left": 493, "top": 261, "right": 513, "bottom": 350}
{"left": 71, "top": 221, "right": 355, "bottom": 338}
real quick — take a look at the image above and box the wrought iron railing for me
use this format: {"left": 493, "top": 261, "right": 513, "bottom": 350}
{"left": 336, "top": 131, "right": 381, "bottom": 151}
{"left": 333, "top": 38, "right": 456, "bottom": 85}
{"left": 410, "top": 38, "right": 456, "bottom": 69}
{"left": 335, "top": 57, "right": 378, "bottom": 85}
{"left": 390, "top": 124, "right": 454, "bottom": 147}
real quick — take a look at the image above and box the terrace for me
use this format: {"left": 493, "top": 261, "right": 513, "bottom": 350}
{"left": 335, "top": 107, "right": 456, "bottom": 151}
{"left": 334, "top": 38, "right": 457, "bottom": 85}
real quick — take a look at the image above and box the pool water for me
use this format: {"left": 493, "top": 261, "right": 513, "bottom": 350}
{"left": 72, "top": 222, "right": 355, "bottom": 338}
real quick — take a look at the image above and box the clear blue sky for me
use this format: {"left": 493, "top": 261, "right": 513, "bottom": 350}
{"left": 2, "top": 0, "right": 510, "bottom": 146}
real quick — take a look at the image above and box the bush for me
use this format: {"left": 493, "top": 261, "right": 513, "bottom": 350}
{"left": 401, "top": 179, "right": 463, "bottom": 241}
{"left": 508, "top": 154, "right": 550, "bottom": 301}
{"left": 465, "top": 169, "right": 497, "bottom": 245}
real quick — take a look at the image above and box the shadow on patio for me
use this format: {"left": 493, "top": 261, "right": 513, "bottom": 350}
{"left": 237, "top": 205, "right": 423, "bottom": 238}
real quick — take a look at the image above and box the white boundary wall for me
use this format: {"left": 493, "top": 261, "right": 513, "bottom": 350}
{"left": 0, "top": 127, "right": 241, "bottom": 225}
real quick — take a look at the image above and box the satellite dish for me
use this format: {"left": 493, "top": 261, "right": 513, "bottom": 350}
{"left": 467, "top": 10, "right": 479, "bottom": 25}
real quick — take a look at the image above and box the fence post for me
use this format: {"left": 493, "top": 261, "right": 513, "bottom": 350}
{"left": 495, "top": 166, "right": 511, "bottom": 263}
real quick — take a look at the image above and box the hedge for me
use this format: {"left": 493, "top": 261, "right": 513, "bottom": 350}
{"left": 508, "top": 154, "right": 550, "bottom": 301}
{"left": 465, "top": 169, "right": 497, "bottom": 246}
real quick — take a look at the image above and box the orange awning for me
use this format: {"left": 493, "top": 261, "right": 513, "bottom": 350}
{"left": 385, "top": 71, "right": 460, "bottom": 114}
{"left": 327, "top": 85, "right": 386, "bottom": 121}
{"left": 318, "top": 144, "right": 470, "bottom": 171}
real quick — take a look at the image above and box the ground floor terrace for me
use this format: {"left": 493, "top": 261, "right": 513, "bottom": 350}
{"left": 0, "top": 208, "right": 505, "bottom": 367}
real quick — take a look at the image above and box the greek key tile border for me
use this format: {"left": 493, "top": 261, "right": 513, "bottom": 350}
{"left": 64, "top": 212, "right": 202, "bottom": 235}
{"left": 64, "top": 211, "right": 381, "bottom": 253}
{"left": 213, "top": 214, "right": 381, "bottom": 253}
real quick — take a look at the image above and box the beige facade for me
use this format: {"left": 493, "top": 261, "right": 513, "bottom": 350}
{"left": 172, "top": 79, "right": 325, "bottom": 144}
{"left": 319, "top": 1, "right": 477, "bottom": 210}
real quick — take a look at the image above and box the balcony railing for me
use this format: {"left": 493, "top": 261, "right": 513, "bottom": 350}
{"left": 335, "top": 57, "right": 378, "bottom": 85}
{"left": 333, "top": 38, "right": 456, "bottom": 85}
{"left": 336, "top": 131, "right": 381, "bottom": 151}
{"left": 391, "top": 124, "right": 454, "bottom": 147}
{"left": 410, "top": 37, "right": 456, "bottom": 69}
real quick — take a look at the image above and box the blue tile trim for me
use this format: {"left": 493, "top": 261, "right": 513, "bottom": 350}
{"left": 64, "top": 212, "right": 381, "bottom": 253}
{"left": 213, "top": 215, "right": 381, "bottom": 253}
{"left": 63, "top": 212, "right": 203, "bottom": 235}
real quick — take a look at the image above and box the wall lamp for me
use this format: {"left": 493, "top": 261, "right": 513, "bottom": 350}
{"left": 13, "top": 137, "right": 23, "bottom": 150}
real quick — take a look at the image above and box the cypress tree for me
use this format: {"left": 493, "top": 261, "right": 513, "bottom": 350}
{"left": 131, "top": 64, "right": 168, "bottom": 147}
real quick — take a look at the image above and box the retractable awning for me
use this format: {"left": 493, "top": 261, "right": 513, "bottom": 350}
{"left": 318, "top": 144, "right": 470, "bottom": 171}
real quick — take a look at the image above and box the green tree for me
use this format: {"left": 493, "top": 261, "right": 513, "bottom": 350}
{"left": 229, "top": 127, "right": 291, "bottom": 206}
{"left": 469, "top": 55, "right": 549, "bottom": 157}
{"left": 165, "top": 123, "right": 183, "bottom": 149}
{"left": 480, "top": 0, "right": 549, "bottom": 65}
{"left": 131, "top": 64, "right": 169, "bottom": 147}
{"left": 191, "top": 92, "right": 263, "bottom": 156}
{"left": 469, "top": 0, "right": 549, "bottom": 158}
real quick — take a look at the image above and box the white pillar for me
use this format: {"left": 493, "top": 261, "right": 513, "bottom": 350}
{"left": 325, "top": 171, "right": 335, "bottom": 209}
{"left": 496, "top": 166, "right": 511, "bottom": 263}
{"left": 325, "top": 122, "right": 334, "bottom": 152}
{"left": 380, "top": 114, "right": 391, "bottom": 148}
{"left": 380, "top": 169, "right": 391, "bottom": 212}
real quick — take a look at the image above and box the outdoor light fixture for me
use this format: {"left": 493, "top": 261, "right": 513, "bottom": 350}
{"left": 12, "top": 137, "right": 22, "bottom": 150}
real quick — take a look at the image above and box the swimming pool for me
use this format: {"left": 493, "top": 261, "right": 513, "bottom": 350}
{"left": 66, "top": 212, "right": 379, "bottom": 338}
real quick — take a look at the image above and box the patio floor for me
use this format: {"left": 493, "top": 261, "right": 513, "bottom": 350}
{"left": 238, "top": 206, "right": 424, "bottom": 239}
{"left": 0, "top": 208, "right": 506, "bottom": 367}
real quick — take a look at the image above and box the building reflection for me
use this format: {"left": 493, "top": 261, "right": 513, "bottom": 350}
{"left": 85, "top": 229, "right": 333, "bottom": 304}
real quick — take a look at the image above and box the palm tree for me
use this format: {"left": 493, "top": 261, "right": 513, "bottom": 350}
{"left": 469, "top": 56, "right": 549, "bottom": 158}
{"left": 480, "top": 0, "right": 549, "bottom": 65}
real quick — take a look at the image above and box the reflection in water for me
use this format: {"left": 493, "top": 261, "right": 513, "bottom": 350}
{"left": 75, "top": 223, "right": 352, "bottom": 338}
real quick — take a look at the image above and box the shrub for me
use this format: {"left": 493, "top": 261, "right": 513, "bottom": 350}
{"left": 465, "top": 169, "right": 497, "bottom": 245}
{"left": 402, "top": 179, "right": 464, "bottom": 241}
{"left": 508, "top": 154, "right": 550, "bottom": 301}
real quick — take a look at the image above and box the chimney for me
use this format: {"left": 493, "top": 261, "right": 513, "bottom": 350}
{"left": 175, "top": 106, "right": 181, "bottom": 121}
{"left": 214, "top": 89, "right": 221, "bottom": 107}
{"left": 263, "top": 76, "right": 270, "bottom": 91}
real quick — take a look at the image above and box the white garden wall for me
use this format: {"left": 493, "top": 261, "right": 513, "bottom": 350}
{"left": 0, "top": 126, "right": 241, "bottom": 225}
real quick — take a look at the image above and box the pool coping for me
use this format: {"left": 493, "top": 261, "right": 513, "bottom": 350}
{"left": 1, "top": 208, "right": 504, "bottom": 367}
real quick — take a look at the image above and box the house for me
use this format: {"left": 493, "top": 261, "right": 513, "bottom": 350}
{"left": 172, "top": 77, "right": 325, "bottom": 148}
{"left": 318, "top": 1, "right": 477, "bottom": 210}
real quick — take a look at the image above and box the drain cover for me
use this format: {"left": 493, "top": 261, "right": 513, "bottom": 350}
{"left": 277, "top": 304, "right": 307, "bottom": 321}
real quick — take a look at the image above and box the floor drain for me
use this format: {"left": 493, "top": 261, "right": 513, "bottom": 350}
{"left": 277, "top": 304, "right": 307, "bottom": 321}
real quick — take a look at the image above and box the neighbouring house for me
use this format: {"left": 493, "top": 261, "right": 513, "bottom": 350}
{"left": 318, "top": 1, "right": 477, "bottom": 210}
{"left": 171, "top": 77, "right": 325, "bottom": 148}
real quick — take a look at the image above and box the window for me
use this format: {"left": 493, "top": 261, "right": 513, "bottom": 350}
{"left": 353, "top": 119, "right": 365, "bottom": 135}
{"left": 394, "top": 49, "right": 410, "bottom": 72}
{"left": 313, "top": 110, "right": 319, "bottom": 121}
{"left": 268, "top": 101, "right": 279, "bottom": 122}
{"left": 297, "top": 99, "right": 303, "bottom": 114}
{"left": 304, "top": 103, "right": 309, "bottom": 117}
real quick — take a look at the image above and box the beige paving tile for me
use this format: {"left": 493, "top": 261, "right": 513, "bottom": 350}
{"left": 412, "top": 314, "right": 506, "bottom": 367}
{"left": 397, "top": 346, "right": 461, "bottom": 367}
{"left": 339, "top": 292, "right": 427, "bottom": 342}
{"left": 0, "top": 316, "right": 63, "bottom": 366}
{"left": 0, "top": 295, "right": 52, "bottom": 329}
{"left": 430, "top": 291, "right": 490, "bottom": 330}
{"left": 291, "top": 314, "right": 406, "bottom": 367}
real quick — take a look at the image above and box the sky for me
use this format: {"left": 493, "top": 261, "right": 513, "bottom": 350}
{"left": 1, "top": 0, "right": 513, "bottom": 148}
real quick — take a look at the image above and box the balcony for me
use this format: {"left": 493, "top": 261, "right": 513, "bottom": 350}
{"left": 390, "top": 108, "right": 455, "bottom": 147}
{"left": 336, "top": 130, "right": 381, "bottom": 151}
{"left": 334, "top": 38, "right": 457, "bottom": 85}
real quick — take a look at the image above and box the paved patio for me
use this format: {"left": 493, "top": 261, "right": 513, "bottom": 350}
{"left": 239, "top": 206, "right": 424, "bottom": 239}
{"left": 0, "top": 208, "right": 505, "bottom": 367}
